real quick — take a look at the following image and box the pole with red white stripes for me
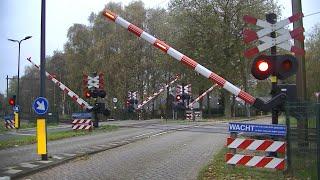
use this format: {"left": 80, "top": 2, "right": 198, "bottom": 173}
{"left": 102, "top": 10, "right": 286, "bottom": 112}
{"left": 188, "top": 84, "right": 218, "bottom": 110}
{"left": 27, "top": 57, "right": 93, "bottom": 110}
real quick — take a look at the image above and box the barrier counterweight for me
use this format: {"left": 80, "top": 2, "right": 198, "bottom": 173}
{"left": 103, "top": 10, "right": 256, "bottom": 106}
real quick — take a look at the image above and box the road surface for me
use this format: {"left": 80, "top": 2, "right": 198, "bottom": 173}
{"left": 23, "top": 124, "right": 227, "bottom": 180}
{"left": 0, "top": 117, "right": 271, "bottom": 179}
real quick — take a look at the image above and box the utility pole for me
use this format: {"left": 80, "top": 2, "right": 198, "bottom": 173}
{"left": 6, "top": 75, "right": 9, "bottom": 99}
{"left": 6, "top": 75, "right": 9, "bottom": 114}
{"left": 39, "top": 0, "right": 48, "bottom": 161}
{"left": 292, "top": 0, "right": 306, "bottom": 101}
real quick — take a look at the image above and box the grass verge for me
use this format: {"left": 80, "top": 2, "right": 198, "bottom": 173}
{"left": 198, "top": 147, "right": 294, "bottom": 180}
{"left": 0, "top": 125, "right": 118, "bottom": 149}
{"left": 0, "top": 121, "right": 59, "bottom": 133}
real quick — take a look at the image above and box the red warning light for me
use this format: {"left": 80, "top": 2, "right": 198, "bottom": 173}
{"left": 85, "top": 91, "right": 91, "bottom": 98}
{"left": 9, "top": 98, "right": 15, "bottom": 106}
{"left": 176, "top": 95, "right": 181, "bottom": 101}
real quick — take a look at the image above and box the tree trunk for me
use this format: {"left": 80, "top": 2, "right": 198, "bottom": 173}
{"left": 223, "top": 91, "right": 231, "bottom": 118}
{"left": 206, "top": 93, "right": 211, "bottom": 117}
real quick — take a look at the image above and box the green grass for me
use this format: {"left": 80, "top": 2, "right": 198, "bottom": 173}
{"left": 0, "top": 124, "right": 8, "bottom": 133}
{"left": 0, "top": 125, "right": 118, "bottom": 149}
{"left": 0, "top": 121, "right": 59, "bottom": 133}
{"left": 198, "top": 148, "right": 292, "bottom": 180}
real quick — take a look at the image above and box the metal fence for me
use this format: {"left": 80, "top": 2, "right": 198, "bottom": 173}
{"left": 285, "top": 102, "right": 320, "bottom": 179}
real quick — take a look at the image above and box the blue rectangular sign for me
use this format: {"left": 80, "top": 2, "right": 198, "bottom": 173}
{"left": 72, "top": 112, "right": 92, "bottom": 119}
{"left": 229, "top": 122, "right": 286, "bottom": 136}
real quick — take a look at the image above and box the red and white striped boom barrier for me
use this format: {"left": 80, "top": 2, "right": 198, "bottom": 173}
{"left": 27, "top": 57, "right": 93, "bottom": 110}
{"left": 225, "top": 137, "right": 286, "bottom": 170}
{"left": 102, "top": 10, "right": 285, "bottom": 112}
{"left": 188, "top": 84, "right": 218, "bottom": 109}
{"left": 137, "top": 75, "right": 179, "bottom": 110}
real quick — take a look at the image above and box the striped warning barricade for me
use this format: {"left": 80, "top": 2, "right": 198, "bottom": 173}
{"left": 225, "top": 153, "right": 285, "bottom": 170}
{"left": 185, "top": 110, "right": 202, "bottom": 121}
{"left": 72, "top": 119, "right": 93, "bottom": 130}
{"left": 4, "top": 119, "right": 15, "bottom": 129}
{"left": 225, "top": 137, "right": 286, "bottom": 170}
{"left": 227, "top": 137, "right": 286, "bottom": 153}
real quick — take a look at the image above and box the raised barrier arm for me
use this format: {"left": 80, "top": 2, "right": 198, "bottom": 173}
{"left": 27, "top": 57, "right": 93, "bottom": 110}
{"left": 102, "top": 10, "right": 286, "bottom": 111}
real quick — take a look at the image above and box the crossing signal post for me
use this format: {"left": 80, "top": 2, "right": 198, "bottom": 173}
{"left": 83, "top": 72, "right": 109, "bottom": 128}
{"left": 243, "top": 12, "right": 303, "bottom": 117}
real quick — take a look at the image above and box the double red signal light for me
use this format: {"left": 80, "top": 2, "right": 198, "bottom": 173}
{"left": 84, "top": 89, "right": 106, "bottom": 99}
{"left": 251, "top": 55, "right": 298, "bottom": 80}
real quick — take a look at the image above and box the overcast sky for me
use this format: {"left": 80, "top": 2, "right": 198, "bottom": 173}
{"left": 0, "top": 0, "right": 319, "bottom": 96}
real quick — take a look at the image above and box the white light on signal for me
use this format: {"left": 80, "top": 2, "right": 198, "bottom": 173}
{"left": 258, "top": 61, "right": 269, "bottom": 72}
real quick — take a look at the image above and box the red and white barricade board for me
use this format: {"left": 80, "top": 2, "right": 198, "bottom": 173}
{"left": 72, "top": 119, "right": 93, "bottom": 130}
{"left": 225, "top": 137, "right": 286, "bottom": 170}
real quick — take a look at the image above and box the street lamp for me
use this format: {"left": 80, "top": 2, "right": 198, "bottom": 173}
{"left": 7, "top": 36, "right": 32, "bottom": 106}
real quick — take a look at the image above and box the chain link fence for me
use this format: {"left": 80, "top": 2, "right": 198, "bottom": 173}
{"left": 285, "top": 102, "right": 320, "bottom": 179}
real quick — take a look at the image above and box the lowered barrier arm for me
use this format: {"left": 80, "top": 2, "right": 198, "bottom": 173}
{"left": 137, "top": 75, "right": 179, "bottom": 110}
{"left": 188, "top": 84, "right": 218, "bottom": 110}
{"left": 102, "top": 10, "right": 286, "bottom": 112}
{"left": 27, "top": 57, "right": 93, "bottom": 110}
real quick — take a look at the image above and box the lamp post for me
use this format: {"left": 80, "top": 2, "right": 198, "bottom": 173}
{"left": 8, "top": 36, "right": 32, "bottom": 106}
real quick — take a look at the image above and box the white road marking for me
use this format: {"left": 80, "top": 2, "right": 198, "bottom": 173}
{"left": 0, "top": 176, "right": 11, "bottom": 180}
{"left": 36, "top": 160, "right": 52, "bottom": 164}
{"left": 60, "top": 153, "right": 76, "bottom": 157}
{"left": 52, "top": 155, "right": 64, "bottom": 160}
{"left": 19, "top": 162, "right": 39, "bottom": 168}
{"left": 3, "top": 169, "right": 22, "bottom": 174}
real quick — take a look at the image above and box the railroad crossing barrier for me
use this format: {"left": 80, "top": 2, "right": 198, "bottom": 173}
{"left": 102, "top": 10, "right": 287, "bottom": 112}
{"left": 4, "top": 119, "right": 15, "bottom": 129}
{"left": 185, "top": 110, "right": 202, "bottom": 121}
{"left": 188, "top": 84, "right": 217, "bottom": 109}
{"left": 72, "top": 119, "right": 93, "bottom": 130}
{"left": 137, "top": 75, "right": 179, "bottom": 110}
{"left": 71, "top": 112, "right": 93, "bottom": 130}
{"left": 26, "top": 57, "right": 93, "bottom": 110}
{"left": 226, "top": 122, "right": 287, "bottom": 170}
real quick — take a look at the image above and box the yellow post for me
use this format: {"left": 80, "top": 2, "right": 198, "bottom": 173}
{"left": 270, "top": 76, "right": 277, "bottom": 83}
{"left": 37, "top": 119, "right": 47, "bottom": 155}
{"left": 14, "top": 112, "right": 19, "bottom": 129}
